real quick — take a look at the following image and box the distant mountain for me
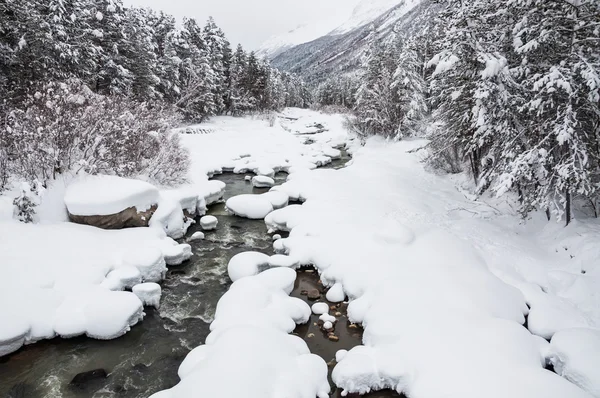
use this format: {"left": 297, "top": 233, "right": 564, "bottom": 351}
{"left": 270, "top": 0, "right": 439, "bottom": 84}
{"left": 257, "top": 0, "right": 406, "bottom": 60}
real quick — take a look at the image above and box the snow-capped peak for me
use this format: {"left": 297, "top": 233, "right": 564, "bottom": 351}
{"left": 331, "top": 0, "right": 402, "bottom": 35}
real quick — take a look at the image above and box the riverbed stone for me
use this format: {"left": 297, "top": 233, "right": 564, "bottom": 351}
{"left": 328, "top": 335, "right": 339, "bottom": 342}
{"left": 70, "top": 369, "right": 108, "bottom": 388}
{"left": 68, "top": 205, "right": 157, "bottom": 229}
{"left": 308, "top": 289, "right": 321, "bottom": 300}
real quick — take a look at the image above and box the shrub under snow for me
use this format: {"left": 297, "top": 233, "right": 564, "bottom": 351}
{"left": 0, "top": 79, "right": 190, "bottom": 195}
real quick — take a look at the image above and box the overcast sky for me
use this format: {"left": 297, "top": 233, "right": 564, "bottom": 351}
{"left": 122, "top": 0, "right": 361, "bottom": 50}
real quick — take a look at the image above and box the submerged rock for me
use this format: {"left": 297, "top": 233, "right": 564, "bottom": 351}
{"left": 70, "top": 369, "right": 108, "bottom": 388}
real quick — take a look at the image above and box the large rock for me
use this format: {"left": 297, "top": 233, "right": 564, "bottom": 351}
{"left": 65, "top": 175, "right": 160, "bottom": 230}
{"left": 68, "top": 205, "right": 157, "bottom": 229}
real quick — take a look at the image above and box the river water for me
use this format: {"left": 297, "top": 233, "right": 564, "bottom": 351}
{"left": 0, "top": 152, "right": 400, "bottom": 397}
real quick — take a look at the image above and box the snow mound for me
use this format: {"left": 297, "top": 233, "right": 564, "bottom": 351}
{"left": 64, "top": 175, "right": 159, "bottom": 216}
{"left": 312, "top": 302, "right": 330, "bottom": 315}
{"left": 227, "top": 251, "right": 271, "bottom": 282}
{"left": 188, "top": 231, "right": 205, "bottom": 242}
{"left": 200, "top": 215, "right": 218, "bottom": 230}
{"left": 265, "top": 204, "right": 304, "bottom": 232}
{"left": 226, "top": 194, "right": 274, "bottom": 219}
{"left": 548, "top": 328, "right": 600, "bottom": 397}
{"left": 151, "top": 267, "right": 329, "bottom": 398}
{"left": 261, "top": 191, "right": 289, "bottom": 210}
{"left": 0, "top": 221, "right": 186, "bottom": 355}
{"left": 326, "top": 282, "right": 346, "bottom": 303}
{"left": 133, "top": 282, "right": 162, "bottom": 309}
{"left": 122, "top": 247, "right": 167, "bottom": 283}
{"left": 252, "top": 175, "right": 275, "bottom": 188}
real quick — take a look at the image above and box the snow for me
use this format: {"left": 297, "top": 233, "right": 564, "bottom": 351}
{"left": 319, "top": 313, "right": 336, "bottom": 324}
{"left": 64, "top": 174, "right": 159, "bottom": 216}
{"left": 188, "top": 231, "right": 205, "bottom": 242}
{"left": 272, "top": 234, "right": 282, "bottom": 241}
{"left": 252, "top": 175, "right": 275, "bottom": 188}
{"left": 263, "top": 136, "right": 597, "bottom": 397}
{"left": 332, "top": 0, "right": 419, "bottom": 35}
{"left": 312, "top": 302, "right": 330, "bottom": 315}
{"left": 227, "top": 251, "right": 271, "bottom": 282}
{"left": 336, "top": 349, "right": 348, "bottom": 363}
{"left": 226, "top": 194, "right": 274, "bottom": 219}
{"left": 323, "top": 321, "right": 333, "bottom": 330}
{"left": 133, "top": 283, "right": 162, "bottom": 309}
{"left": 261, "top": 191, "right": 289, "bottom": 210}
{"left": 0, "top": 195, "right": 14, "bottom": 221}
{"left": 326, "top": 282, "right": 346, "bottom": 303}
{"left": 548, "top": 328, "right": 600, "bottom": 397}
{"left": 0, "top": 221, "right": 190, "bottom": 355}
{"left": 151, "top": 267, "right": 330, "bottom": 398}
{"left": 200, "top": 215, "right": 218, "bottom": 230}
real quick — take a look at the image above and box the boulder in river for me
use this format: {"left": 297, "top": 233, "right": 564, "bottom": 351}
{"left": 70, "top": 369, "right": 108, "bottom": 388}
{"left": 307, "top": 289, "right": 321, "bottom": 300}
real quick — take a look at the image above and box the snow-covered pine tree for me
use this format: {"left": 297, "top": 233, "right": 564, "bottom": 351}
{"left": 495, "top": 0, "right": 600, "bottom": 224}
{"left": 354, "top": 25, "right": 400, "bottom": 138}
{"left": 203, "top": 17, "right": 227, "bottom": 114}
{"left": 177, "top": 18, "right": 217, "bottom": 121}
{"left": 391, "top": 35, "right": 429, "bottom": 138}
{"left": 427, "top": 0, "right": 521, "bottom": 184}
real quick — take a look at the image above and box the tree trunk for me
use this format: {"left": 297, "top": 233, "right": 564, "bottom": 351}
{"left": 565, "top": 188, "right": 572, "bottom": 226}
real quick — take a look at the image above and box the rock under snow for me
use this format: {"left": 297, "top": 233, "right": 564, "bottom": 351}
{"left": 261, "top": 191, "right": 289, "bottom": 210}
{"left": 326, "top": 282, "right": 345, "bottom": 303}
{"left": 312, "top": 302, "right": 330, "bottom": 315}
{"left": 252, "top": 176, "right": 275, "bottom": 188}
{"left": 548, "top": 328, "right": 600, "bottom": 397}
{"left": 65, "top": 175, "right": 159, "bottom": 226}
{"left": 200, "top": 215, "right": 218, "bottom": 231}
{"left": 226, "top": 194, "right": 274, "bottom": 219}
{"left": 188, "top": 231, "right": 205, "bottom": 242}
{"left": 227, "top": 251, "right": 271, "bottom": 282}
{"left": 122, "top": 247, "right": 167, "bottom": 283}
{"left": 133, "top": 283, "right": 162, "bottom": 309}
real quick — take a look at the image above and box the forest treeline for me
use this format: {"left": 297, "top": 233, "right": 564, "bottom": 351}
{"left": 0, "top": 0, "right": 311, "bottom": 193}
{"left": 315, "top": 0, "right": 600, "bottom": 224}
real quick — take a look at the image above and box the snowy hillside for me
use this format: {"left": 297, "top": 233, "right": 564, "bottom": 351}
{"left": 257, "top": 18, "right": 347, "bottom": 59}
{"left": 271, "top": 0, "right": 432, "bottom": 83}
{"left": 258, "top": 0, "right": 414, "bottom": 60}
{"left": 331, "top": 0, "right": 406, "bottom": 34}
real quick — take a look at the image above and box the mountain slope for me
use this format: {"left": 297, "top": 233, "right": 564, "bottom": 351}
{"left": 270, "top": 0, "right": 439, "bottom": 84}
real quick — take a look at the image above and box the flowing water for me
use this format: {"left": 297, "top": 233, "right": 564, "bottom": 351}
{"left": 0, "top": 151, "right": 400, "bottom": 397}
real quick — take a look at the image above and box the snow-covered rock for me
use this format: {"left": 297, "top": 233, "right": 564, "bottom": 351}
{"left": 188, "top": 231, "right": 205, "bottom": 242}
{"left": 252, "top": 175, "right": 275, "bottom": 188}
{"left": 548, "top": 328, "right": 600, "bottom": 397}
{"left": 200, "top": 215, "right": 218, "bottom": 231}
{"left": 273, "top": 234, "right": 282, "bottom": 241}
{"left": 312, "top": 303, "right": 330, "bottom": 315}
{"left": 226, "top": 195, "right": 274, "bottom": 219}
{"left": 261, "top": 191, "right": 289, "bottom": 210}
{"left": 133, "top": 283, "right": 162, "bottom": 309}
{"left": 101, "top": 266, "right": 142, "bottom": 291}
{"left": 122, "top": 247, "right": 167, "bottom": 283}
{"left": 326, "top": 282, "right": 345, "bottom": 303}
{"left": 227, "top": 251, "right": 270, "bottom": 282}
{"left": 268, "top": 254, "right": 299, "bottom": 268}
{"left": 65, "top": 175, "right": 159, "bottom": 217}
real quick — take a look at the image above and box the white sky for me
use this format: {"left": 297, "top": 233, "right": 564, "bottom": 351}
{"left": 122, "top": 0, "right": 362, "bottom": 50}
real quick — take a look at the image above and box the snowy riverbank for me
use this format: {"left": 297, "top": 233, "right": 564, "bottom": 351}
{"left": 157, "top": 128, "right": 599, "bottom": 397}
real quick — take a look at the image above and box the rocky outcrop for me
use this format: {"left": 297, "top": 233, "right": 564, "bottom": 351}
{"left": 68, "top": 205, "right": 157, "bottom": 230}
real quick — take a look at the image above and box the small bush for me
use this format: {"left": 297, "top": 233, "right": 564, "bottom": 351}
{"left": 1, "top": 79, "right": 189, "bottom": 188}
